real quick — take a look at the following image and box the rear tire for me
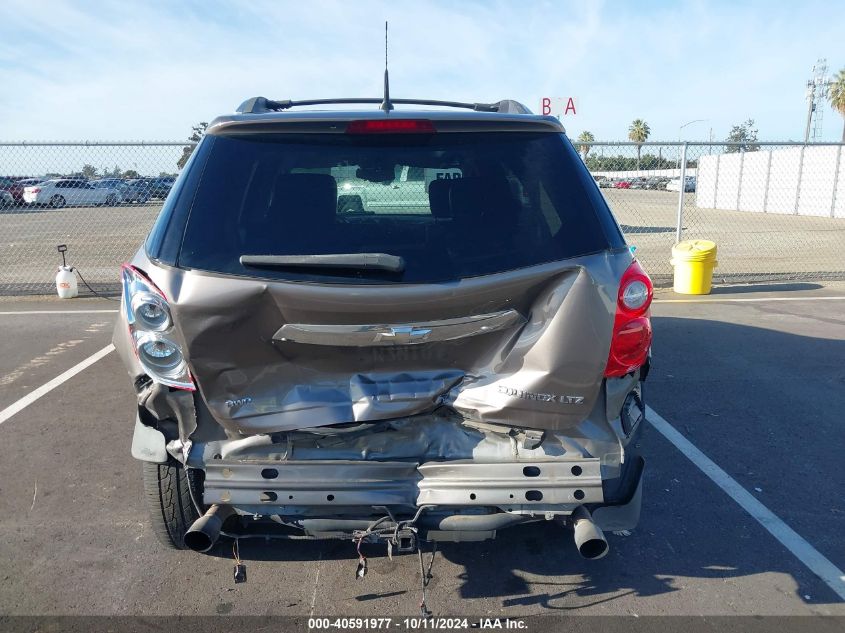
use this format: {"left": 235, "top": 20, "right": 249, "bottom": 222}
{"left": 106, "top": 194, "right": 117, "bottom": 206}
{"left": 142, "top": 460, "right": 202, "bottom": 550}
{"left": 50, "top": 195, "right": 65, "bottom": 209}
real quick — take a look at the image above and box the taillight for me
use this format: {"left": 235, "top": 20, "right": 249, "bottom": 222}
{"left": 30, "top": 187, "right": 41, "bottom": 193}
{"left": 346, "top": 119, "right": 436, "bottom": 134}
{"left": 121, "top": 264, "right": 195, "bottom": 390}
{"left": 605, "top": 260, "right": 653, "bottom": 378}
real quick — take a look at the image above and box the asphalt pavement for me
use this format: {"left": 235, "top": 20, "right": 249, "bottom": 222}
{"left": 0, "top": 286, "right": 843, "bottom": 617}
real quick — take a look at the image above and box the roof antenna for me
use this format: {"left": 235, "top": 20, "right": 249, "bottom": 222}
{"left": 380, "top": 21, "right": 394, "bottom": 112}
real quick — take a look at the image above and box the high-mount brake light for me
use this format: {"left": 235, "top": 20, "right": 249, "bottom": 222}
{"left": 605, "top": 260, "right": 653, "bottom": 378}
{"left": 346, "top": 119, "right": 436, "bottom": 134}
{"left": 120, "top": 264, "right": 194, "bottom": 391}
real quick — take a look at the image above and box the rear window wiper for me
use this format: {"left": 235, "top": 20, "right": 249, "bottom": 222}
{"left": 239, "top": 253, "right": 405, "bottom": 273}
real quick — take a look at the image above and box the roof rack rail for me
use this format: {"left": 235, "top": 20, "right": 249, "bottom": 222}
{"left": 236, "top": 96, "right": 533, "bottom": 115}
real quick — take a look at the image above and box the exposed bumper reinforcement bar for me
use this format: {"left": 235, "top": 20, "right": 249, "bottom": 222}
{"left": 203, "top": 458, "right": 604, "bottom": 508}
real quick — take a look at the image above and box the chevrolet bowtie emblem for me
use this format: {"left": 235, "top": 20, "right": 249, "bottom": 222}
{"left": 375, "top": 326, "right": 433, "bottom": 344}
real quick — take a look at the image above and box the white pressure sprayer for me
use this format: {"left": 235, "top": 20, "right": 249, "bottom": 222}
{"left": 55, "top": 244, "right": 78, "bottom": 299}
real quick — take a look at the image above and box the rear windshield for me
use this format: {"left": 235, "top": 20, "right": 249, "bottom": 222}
{"left": 175, "top": 131, "right": 617, "bottom": 284}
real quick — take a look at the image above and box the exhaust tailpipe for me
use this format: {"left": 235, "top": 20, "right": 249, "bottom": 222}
{"left": 184, "top": 504, "right": 235, "bottom": 552}
{"left": 571, "top": 506, "right": 609, "bottom": 560}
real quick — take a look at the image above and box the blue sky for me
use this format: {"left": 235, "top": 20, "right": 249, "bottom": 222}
{"left": 1, "top": 0, "right": 843, "bottom": 142}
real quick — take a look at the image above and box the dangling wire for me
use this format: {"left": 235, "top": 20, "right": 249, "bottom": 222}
{"left": 417, "top": 542, "right": 438, "bottom": 617}
{"left": 232, "top": 538, "right": 247, "bottom": 583}
{"left": 355, "top": 536, "right": 368, "bottom": 580}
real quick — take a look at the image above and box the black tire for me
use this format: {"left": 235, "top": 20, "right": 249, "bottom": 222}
{"left": 106, "top": 194, "right": 117, "bottom": 206}
{"left": 50, "top": 195, "right": 65, "bottom": 209}
{"left": 142, "top": 460, "right": 202, "bottom": 550}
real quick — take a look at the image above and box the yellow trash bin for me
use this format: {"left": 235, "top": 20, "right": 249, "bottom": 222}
{"left": 671, "top": 240, "right": 718, "bottom": 295}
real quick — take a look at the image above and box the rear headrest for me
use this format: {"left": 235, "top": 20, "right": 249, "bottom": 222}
{"left": 447, "top": 176, "right": 519, "bottom": 227}
{"left": 428, "top": 178, "right": 454, "bottom": 219}
{"left": 269, "top": 173, "right": 338, "bottom": 223}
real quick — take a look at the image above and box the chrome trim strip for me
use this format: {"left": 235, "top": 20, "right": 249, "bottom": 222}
{"left": 273, "top": 309, "right": 524, "bottom": 347}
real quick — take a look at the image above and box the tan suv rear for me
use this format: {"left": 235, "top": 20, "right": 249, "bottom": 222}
{"left": 115, "top": 97, "right": 652, "bottom": 565}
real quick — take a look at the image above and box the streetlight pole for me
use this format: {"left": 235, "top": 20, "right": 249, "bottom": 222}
{"left": 804, "top": 83, "right": 815, "bottom": 144}
{"left": 677, "top": 119, "right": 708, "bottom": 168}
{"left": 674, "top": 119, "right": 707, "bottom": 243}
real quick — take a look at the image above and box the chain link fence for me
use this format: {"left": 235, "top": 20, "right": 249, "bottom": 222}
{"left": 1, "top": 140, "right": 844, "bottom": 295}
{"left": 584, "top": 141, "right": 845, "bottom": 284}
{"left": 0, "top": 142, "right": 191, "bottom": 295}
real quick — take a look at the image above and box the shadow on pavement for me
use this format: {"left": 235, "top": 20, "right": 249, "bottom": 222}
{"left": 708, "top": 282, "right": 824, "bottom": 294}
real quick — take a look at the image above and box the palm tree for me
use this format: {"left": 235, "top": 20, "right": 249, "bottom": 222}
{"left": 829, "top": 67, "right": 845, "bottom": 142}
{"left": 577, "top": 131, "right": 595, "bottom": 159}
{"left": 628, "top": 119, "right": 651, "bottom": 171}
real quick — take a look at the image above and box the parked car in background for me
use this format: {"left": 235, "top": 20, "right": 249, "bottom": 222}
{"left": 121, "top": 179, "right": 152, "bottom": 204}
{"left": 91, "top": 178, "right": 128, "bottom": 204}
{"left": 629, "top": 177, "right": 647, "bottom": 189}
{"left": 613, "top": 179, "right": 632, "bottom": 189}
{"left": 92, "top": 178, "right": 125, "bottom": 189}
{"left": 23, "top": 178, "right": 122, "bottom": 208}
{"left": 644, "top": 177, "right": 670, "bottom": 190}
{"left": 596, "top": 177, "right": 613, "bottom": 188}
{"left": 0, "top": 178, "right": 17, "bottom": 206}
{"left": 148, "top": 177, "right": 176, "bottom": 199}
{"left": 0, "top": 177, "right": 43, "bottom": 204}
{"left": 666, "top": 176, "right": 696, "bottom": 192}
{"left": 17, "top": 177, "right": 44, "bottom": 189}
{"left": 334, "top": 164, "right": 462, "bottom": 214}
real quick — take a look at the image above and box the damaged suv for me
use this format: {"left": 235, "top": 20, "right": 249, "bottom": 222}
{"left": 115, "top": 96, "right": 652, "bottom": 563}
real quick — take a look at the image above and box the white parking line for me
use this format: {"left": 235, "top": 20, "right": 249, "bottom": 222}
{"left": 654, "top": 296, "right": 845, "bottom": 303}
{"left": 647, "top": 405, "right": 845, "bottom": 601}
{"left": 0, "top": 310, "right": 118, "bottom": 315}
{"left": 0, "top": 344, "right": 114, "bottom": 427}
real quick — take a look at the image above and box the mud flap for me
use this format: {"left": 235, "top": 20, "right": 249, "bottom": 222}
{"left": 130, "top": 414, "right": 168, "bottom": 463}
{"left": 592, "top": 476, "right": 642, "bottom": 532}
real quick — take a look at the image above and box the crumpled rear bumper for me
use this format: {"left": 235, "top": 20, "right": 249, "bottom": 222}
{"left": 130, "top": 410, "right": 645, "bottom": 533}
